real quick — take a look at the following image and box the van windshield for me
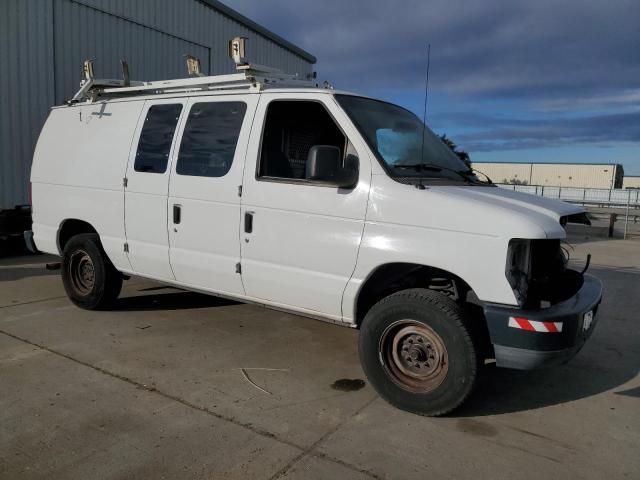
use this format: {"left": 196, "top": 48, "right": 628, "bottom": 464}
{"left": 336, "top": 95, "right": 474, "bottom": 183}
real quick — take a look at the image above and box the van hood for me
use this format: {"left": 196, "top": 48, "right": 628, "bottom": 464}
{"left": 431, "top": 185, "right": 583, "bottom": 239}
{"left": 446, "top": 185, "right": 584, "bottom": 219}
{"left": 369, "top": 177, "right": 584, "bottom": 240}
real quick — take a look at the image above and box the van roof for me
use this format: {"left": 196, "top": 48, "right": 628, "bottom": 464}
{"left": 55, "top": 87, "right": 365, "bottom": 109}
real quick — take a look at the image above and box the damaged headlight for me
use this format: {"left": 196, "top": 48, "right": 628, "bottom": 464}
{"left": 505, "top": 239, "right": 531, "bottom": 306}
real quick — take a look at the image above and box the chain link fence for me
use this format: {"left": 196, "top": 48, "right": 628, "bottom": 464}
{"left": 496, "top": 184, "right": 640, "bottom": 208}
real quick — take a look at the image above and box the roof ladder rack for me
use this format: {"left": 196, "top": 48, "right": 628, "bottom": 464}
{"left": 69, "top": 59, "right": 146, "bottom": 103}
{"left": 68, "top": 37, "right": 319, "bottom": 103}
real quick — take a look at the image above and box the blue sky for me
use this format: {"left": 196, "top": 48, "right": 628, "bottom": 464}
{"left": 227, "top": 0, "right": 640, "bottom": 175}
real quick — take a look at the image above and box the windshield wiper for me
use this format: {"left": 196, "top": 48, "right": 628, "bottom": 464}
{"left": 393, "top": 163, "right": 442, "bottom": 172}
{"left": 467, "top": 168, "right": 493, "bottom": 184}
{"left": 393, "top": 163, "right": 493, "bottom": 185}
{"left": 453, "top": 168, "right": 493, "bottom": 185}
{"left": 393, "top": 162, "right": 491, "bottom": 185}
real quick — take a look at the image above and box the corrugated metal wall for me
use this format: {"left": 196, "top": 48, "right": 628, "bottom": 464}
{"left": 530, "top": 164, "right": 619, "bottom": 189}
{"left": 473, "top": 163, "right": 532, "bottom": 185}
{"left": 472, "top": 162, "right": 623, "bottom": 189}
{"left": 0, "top": 0, "right": 314, "bottom": 209}
{"left": 0, "top": 0, "right": 55, "bottom": 211}
{"left": 623, "top": 176, "right": 640, "bottom": 189}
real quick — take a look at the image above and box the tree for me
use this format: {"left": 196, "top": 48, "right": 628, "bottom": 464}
{"left": 503, "top": 178, "right": 529, "bottom": 185}
{"left": 439, "top": 134, "right": 471, "bottom": 169}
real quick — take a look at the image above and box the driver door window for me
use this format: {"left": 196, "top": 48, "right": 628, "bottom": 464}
{"left": 258, "top": 100, "right": 347, "bottom": 181}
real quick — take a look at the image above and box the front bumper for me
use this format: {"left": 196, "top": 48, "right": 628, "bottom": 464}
{"left": 483, "top": 275, "right": 603, "bottom": 369}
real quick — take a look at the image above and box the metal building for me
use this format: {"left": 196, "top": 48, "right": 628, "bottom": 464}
{"left": 0, "top": 0, "right": 316, "bottom": 210}
{"left": 472, "top": 162, "right": 625, "bottom": 189}
{"left": 623, "top": 176, "right": 640, "bottom": 189}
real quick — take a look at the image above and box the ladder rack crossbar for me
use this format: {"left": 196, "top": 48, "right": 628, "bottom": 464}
{"left": 72, "top": 67, "right": 318, "bottom": 102}
{"left": 101, "top": 73, "right": 251, "bottom": 94}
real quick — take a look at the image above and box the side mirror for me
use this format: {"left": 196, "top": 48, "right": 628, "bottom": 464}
{"left": 306, "top": 145, "right": 358, "bottom": 188}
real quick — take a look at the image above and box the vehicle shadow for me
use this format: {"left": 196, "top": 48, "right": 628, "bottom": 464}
{"left": 454, "top": 265, "right": 639, "bottom": 416}
{"left": 112, "top": 290, "right": 240, "bottom": 311}
{"left": 455, "top": 358, "right": 637, "bottom": 417}
{"left": 0, "top": 266, "right": 59, "bottom": 282}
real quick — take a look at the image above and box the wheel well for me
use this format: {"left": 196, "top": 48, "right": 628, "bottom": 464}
{"left": 57, "top": 219, "right": 98, "bottom": 253}
{"left": 355, "top": 263, "right": 474, "bottom": 327}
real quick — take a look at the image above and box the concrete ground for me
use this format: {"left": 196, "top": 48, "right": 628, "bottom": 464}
{"left": 1, "top": 237, "right": 638, "bottom": 479}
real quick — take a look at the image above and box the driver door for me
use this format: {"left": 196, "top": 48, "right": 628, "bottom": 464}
{"left": 239, "top": 93, "right": 372, "bottom": 320}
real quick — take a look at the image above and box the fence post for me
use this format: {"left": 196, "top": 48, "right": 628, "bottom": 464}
{"left": 624, "top": 189, "right": 631, "bottom": 240}
{"left": 609, "top": 214, "right": 617, "bottom": 238}
{"left": 558, "top": 186, "right": 561, "bottom": 198}
{"left": 582, "top": 188, "right": 586, "bottom": 206}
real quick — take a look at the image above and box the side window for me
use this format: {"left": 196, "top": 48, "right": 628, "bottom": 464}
{"left": 258, "top": 101, "right": 346, "bottom": 180}
{"left": 176, "top": 102, "right": 247, "bottom": 177}
{"left": 134, "top": 104, "right": 183, "bottom": 173}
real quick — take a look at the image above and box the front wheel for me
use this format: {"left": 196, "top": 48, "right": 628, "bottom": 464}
{"left": 61, "top": 233, "right": 122, "bottom": 310}
{"left": 359, "top": 288, "right": 479, "bottom": 416}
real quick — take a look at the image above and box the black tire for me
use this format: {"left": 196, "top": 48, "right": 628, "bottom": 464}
{"left": 359, "top": 288, "right": 479, "bottom": 416}
{"left": 61, "top": 233, "right": 122, "bottom": 310}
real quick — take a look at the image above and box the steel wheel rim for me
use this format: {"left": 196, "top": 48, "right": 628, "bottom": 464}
{"left": 68, "top": 250, "right": 95, "bottom": 295}
{"left": 379, "top": 320, "right": 449, "bottom": 393}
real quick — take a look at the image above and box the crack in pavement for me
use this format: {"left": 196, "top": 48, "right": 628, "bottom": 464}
{"left": 0, "top": 295, "right": 68, "bottom": 309}
{"left": 0, "top": 328, "right": 380, "bottom": 479}
{"left": 267, "top": 394, "right": 382, "bottom": 480}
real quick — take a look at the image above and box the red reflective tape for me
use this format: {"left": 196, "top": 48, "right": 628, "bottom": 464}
{"left": 543, "top": 322, "right": 559, "bottom": 333}
{"left": 514, "top": 317, "right": 535, "bottom": 331}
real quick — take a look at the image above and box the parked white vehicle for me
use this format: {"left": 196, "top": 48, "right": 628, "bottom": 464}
{"left": 28, "top": 40, "right": 602, "bottom": 415}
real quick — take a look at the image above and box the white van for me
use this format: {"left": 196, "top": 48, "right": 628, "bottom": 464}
{"left": 28, "top": 43, "right": 602, "bottom": 415}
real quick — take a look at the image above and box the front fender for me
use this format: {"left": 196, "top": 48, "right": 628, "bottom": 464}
{"left": 341, "top": 222, "right": 518, "bottom": 323}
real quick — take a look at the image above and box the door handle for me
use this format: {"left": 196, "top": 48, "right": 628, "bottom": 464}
{"left": 173, "top": 204, "right": 181, "bottom": 224}
{"left": 244, "top": 211, "right": 253, "bottom": 233}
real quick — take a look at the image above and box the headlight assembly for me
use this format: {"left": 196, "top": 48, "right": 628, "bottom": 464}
{"left": 505, "top": 239, "right": 531, "bottom": 306}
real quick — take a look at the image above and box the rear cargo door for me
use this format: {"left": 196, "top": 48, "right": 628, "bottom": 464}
{"left": 124, "top": 99, "right": 187, "bottom": 281}
{"left": 167, "top": 95, "right": 257, "bottom": 295}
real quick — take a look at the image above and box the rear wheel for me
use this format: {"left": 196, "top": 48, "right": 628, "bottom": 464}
{"left": 61, "top": 233, "right": 122, "bottom": 309}
{"left": 359, "top": 288, "right": 479, "bottom": 416}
